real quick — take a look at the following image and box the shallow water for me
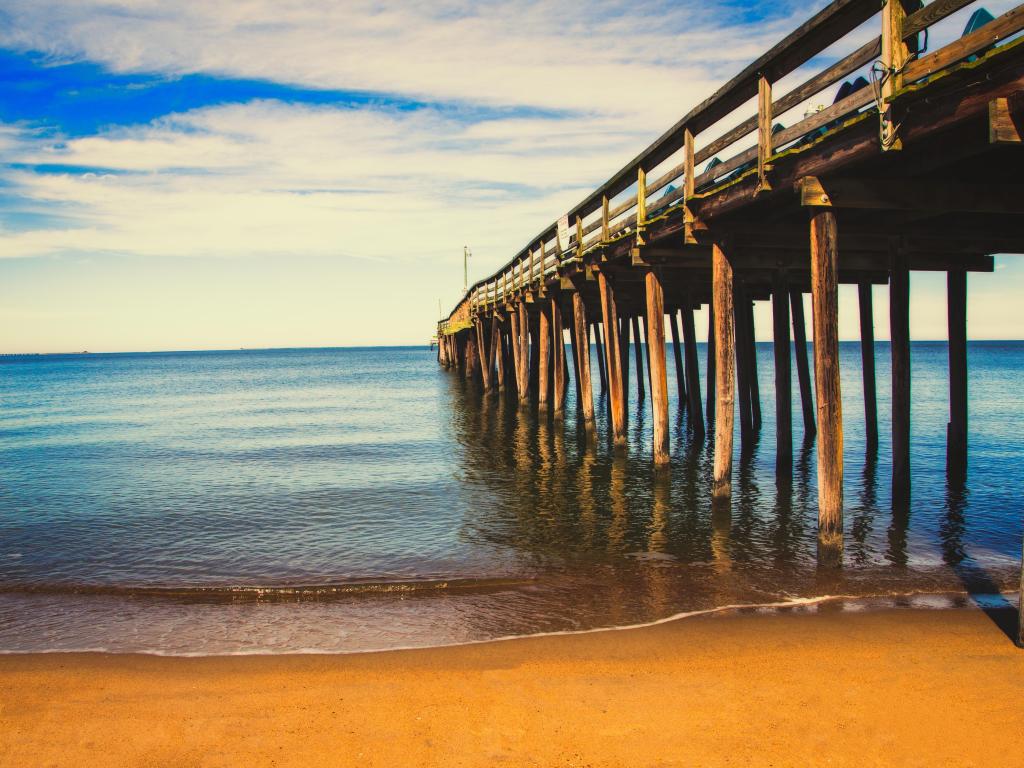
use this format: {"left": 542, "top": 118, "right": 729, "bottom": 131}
{"left": 0, "top": 342, "right": 1021, "bottom": 653}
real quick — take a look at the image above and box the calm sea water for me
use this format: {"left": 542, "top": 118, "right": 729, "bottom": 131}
{"left": 1, "top": 342, "right": 1022, "bottom": 654}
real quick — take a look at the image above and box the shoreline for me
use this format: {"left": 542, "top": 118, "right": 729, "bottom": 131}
{"left": 3, "top": 604, "right": 1023, "bottom": 766}
{"left": 0, "top": 588, "right": 1018, "bottom": 658}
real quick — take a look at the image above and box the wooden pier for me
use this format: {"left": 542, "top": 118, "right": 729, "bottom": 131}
{"left": 437, "top": 0, "right": 1024, "bottom": 564}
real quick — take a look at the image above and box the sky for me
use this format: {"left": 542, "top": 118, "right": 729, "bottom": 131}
{"left": 0, "top": 0, "right": 1020, "bottom": 352}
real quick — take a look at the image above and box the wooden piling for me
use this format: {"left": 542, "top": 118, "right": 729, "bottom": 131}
{"left": 706, "top": 302, "right": 716, "bottom": 427}
{"left": 670, "top": 310, "right": 686, "bottom": 405}
{"left": 552, "top": 296, "right": 567, "bottom": 416}
{"left": 631, "top": 316, "right": 645, "bottom": 402}
{"left": 476, "top": 319, "right": 492, "bottom": 391}
{"left": 464, "top": 332, "right": 479, "bottom": 382}
{"left": 789, "top": 288, "right": 816, "bottom": 437}
{"left": 572, "top": 292, "right": 595, "bottom": 425}
{"left": 681, "top": 303, "right": 705, "bottom": 438}
{"left": 810, "top": 208, "right": 843, "bottom": 557}
{"left": 745, "top": 298, "right": 762, "bottom": 431}
{"left": 492, "top": 316, "right": 505, "bottom": 390}
{"left": 529, "top": 315, "right": 540, "bottom": 396}
{"left": 619, "top": 316, "right": 630, "bottom": 418}
{"left": 712, "top": 242, "right": 736, "bottom": 501}
{"left": 858, "top": 283, "right": 878, "bottom": 449}
{"left": 947, "top": 269, "right": 967, "bottom": 471}
{"left": 593, "top": 322, "right": 608, "bottom": 393}
{"left": 772, "top": 271, "right": 792, "bottom": 475}
{"left": 891, "top": 245, "right": 911, "bottom": 504}
{"left": 538, "top": 306, "right": 551, "bottom": 408}
{"left": 645, "top": 269, "right": 670, "bottom": 466}
{"left": 734, "top": 281, "right": 753, "bottom": 440}
{"left": 517, "top": 303, "right": 530, "bottom": 403}
{"left": 598, "top": 271, "right": 627, "bottom": 445}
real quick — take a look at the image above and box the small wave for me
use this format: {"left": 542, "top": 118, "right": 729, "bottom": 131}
{"left": 0, "top": 576, "right": 536, "bottom": 602}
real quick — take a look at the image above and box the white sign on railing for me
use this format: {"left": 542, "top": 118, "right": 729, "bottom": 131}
{"left": 557, "top": 214, "right": 570, "bottom": 252}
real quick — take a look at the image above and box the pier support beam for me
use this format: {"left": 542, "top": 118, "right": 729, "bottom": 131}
{"left": 858, "top": 283, "right": 878, "bottom": 450}
{"left": 598, "top": 271, "right": 627, "bottom": 446}
{"left": 734, "top": 281, "right": 753, "bottom": 442}
{"left": 517, "top": 303, "right": 530, "bottom": 403}
{"left": 645, "top": 269, "right": 670, "bottom": 466}
{"left": 706, "top": 303, "right": 716, "bottom": 428}
{"left": 810, "top": 207, "right": 843, "bottom": 560}
{"left": 712, "top": 242, "right": 736, "bottom": 502}
{"left": 552, "top": 296, "right": 567, "bottom": 417}
{"left": 476, "top": 319, "right": 493, "bottom": 391}
{"left": 891, "top": 246, "right": 911, "bottom": 505}
{"left": 681, "top": 302, "right": 705, "bottom": 439}
{"left": 790, "top": 288, "right": 816, "bottom": 437}
{"left": 464, "top": 331, "right": 479, "bottom": 383}
{"left": 947, "top": 270, "right": 968, "bottom": 473}
{"left": 632, "top": 315, "right": 646, "bottom": 402}
{"left": 670, "top": 311, "right": 686, "bottom": 407}
{"left": 572, "top": 292, "right": 595, "bottom": 425}
{"left": 538, "top": 306, "right": 551, "bottom": 409}
{"left": 773, "top": 271, "right": 792, "bottom": 476}
{"left": 745, "top": 297, "right": 762, "bottom": 431}
{"left": 492, "top": 317, "right": 504, "bottom": 391}
{"left": 619, "top": 317, "right": 630, "bottom": 419}
{"left": 593, "top": 322, "right": 608, "bottom": 394}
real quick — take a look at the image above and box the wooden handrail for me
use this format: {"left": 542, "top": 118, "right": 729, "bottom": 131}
{"left": 444, "top": 0, "right": 1004, "bottom": 325}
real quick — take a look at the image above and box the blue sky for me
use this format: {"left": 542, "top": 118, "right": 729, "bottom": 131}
{"left": 0, "top": 0, "right": 1020, "bottom": 351}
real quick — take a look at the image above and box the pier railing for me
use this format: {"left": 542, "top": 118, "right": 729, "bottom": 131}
{"left": 441, "top": 0, "right": 1024, "bottom": 330}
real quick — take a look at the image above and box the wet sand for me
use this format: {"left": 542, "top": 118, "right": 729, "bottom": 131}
{"left": 2, "top": 605, "right": 1023, "bottom": 767}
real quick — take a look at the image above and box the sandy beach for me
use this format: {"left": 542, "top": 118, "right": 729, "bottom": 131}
{"left": 1, "top": 604, "right": 1023, "bottom": 767}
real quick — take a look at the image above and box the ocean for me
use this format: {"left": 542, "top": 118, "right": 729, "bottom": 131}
{"left": 1, "top": 342, "right": 1021, "bottom": 654}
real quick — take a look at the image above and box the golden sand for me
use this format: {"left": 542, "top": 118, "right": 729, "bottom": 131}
{"left": 2, "top": 606, "right": 1023, "bottom": 767}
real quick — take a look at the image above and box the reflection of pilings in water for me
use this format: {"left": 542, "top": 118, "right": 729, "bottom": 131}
{"left": 710, "top": 500, "right": 732, "bottom": 574}
{"left": 886, "top": 494, "right": 911, "bottom": 569}
{"left": 733, "top": 428, "right": 762, "bottom": 562}
{"left": 849, "top": 447, "right": 879, "bottom": 566}
{"left": 576, "top": 443, "right": 597, "bottom": 549}
{"left": 607, "top": 454, "right": 628, "bottom": 553}
{"left": 940, "top": 471, "right": 968, "bottom": 568}
{"left": 647, "top": 473, "right": 670, "bottom": 554}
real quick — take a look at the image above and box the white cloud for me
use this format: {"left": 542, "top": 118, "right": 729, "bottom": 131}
{"left": 0, "top": 0, "right": 813, "bottom": 119}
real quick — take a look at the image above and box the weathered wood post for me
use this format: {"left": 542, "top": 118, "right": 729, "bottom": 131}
{"left": 712, "top": 242, "right": 736, "bottom": 502}
{"left": 858, "top": 283, "right": 878, "bottom": 450}
{"left": 891, "top": 244, "right": 911, "bottom": 504}
{"left": 809, "top": 203, "right": 843, "bottom": 561}
{"left": 670, "top": 310, "right": 686, "bottom": 406}
{"left": 745, "top": 298, "right": 762, "bottom": 431}
{"left": 529, "top": 315, "right": 540, "bottom": 396}
{"left": 552, "top": 296, "right": 567, "bottom": 417}
{"left": 706, "top": 302, "right": 716, "bottom": 427}
{"left": 619, "top": 316, "right": 631, "bottom": 418}
{"left": 538, "top": 305, "right": 551, "bottom": 409}
{"left": 632, "top": 315, "right": 646, "bottom": 402}
{"left": 464, "top": 331, "right": 479, "bottom": 382}
{"left": 645, "top": 269, "right": 670, "bottom": 466}
{"left": 789, "top": 288, "right": 816, "bottom": 436}
{"left": 517, "top": 302, "right": 531, "bottom": 403}
{"left": 947, "top": 269, "right": 968, "bottom": 472}
{"left": 598, "top": 270, "right": 627, "bottom": 445}
{"left": 509, "top": 309, "right": 522, "bottom": 395}
{"left": 734, "top": 281, "right": 753, "bottom": 441}
{"left": 572, "top": 292, "right": 595, "bottom": 425}
{"left": 475, "top": 318, "right": 493, "bottom": 391}
{"left": 593, "top": 322, "right": 608, "bottom": 393}
{"left": 492, "top": 316, "right": 505, "bottom": 391}
{"left": 773, "top": 271, "right": 792, "bottom": 476}
{"left": 681, "top": 302, "right": 705, "bottom": 438}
